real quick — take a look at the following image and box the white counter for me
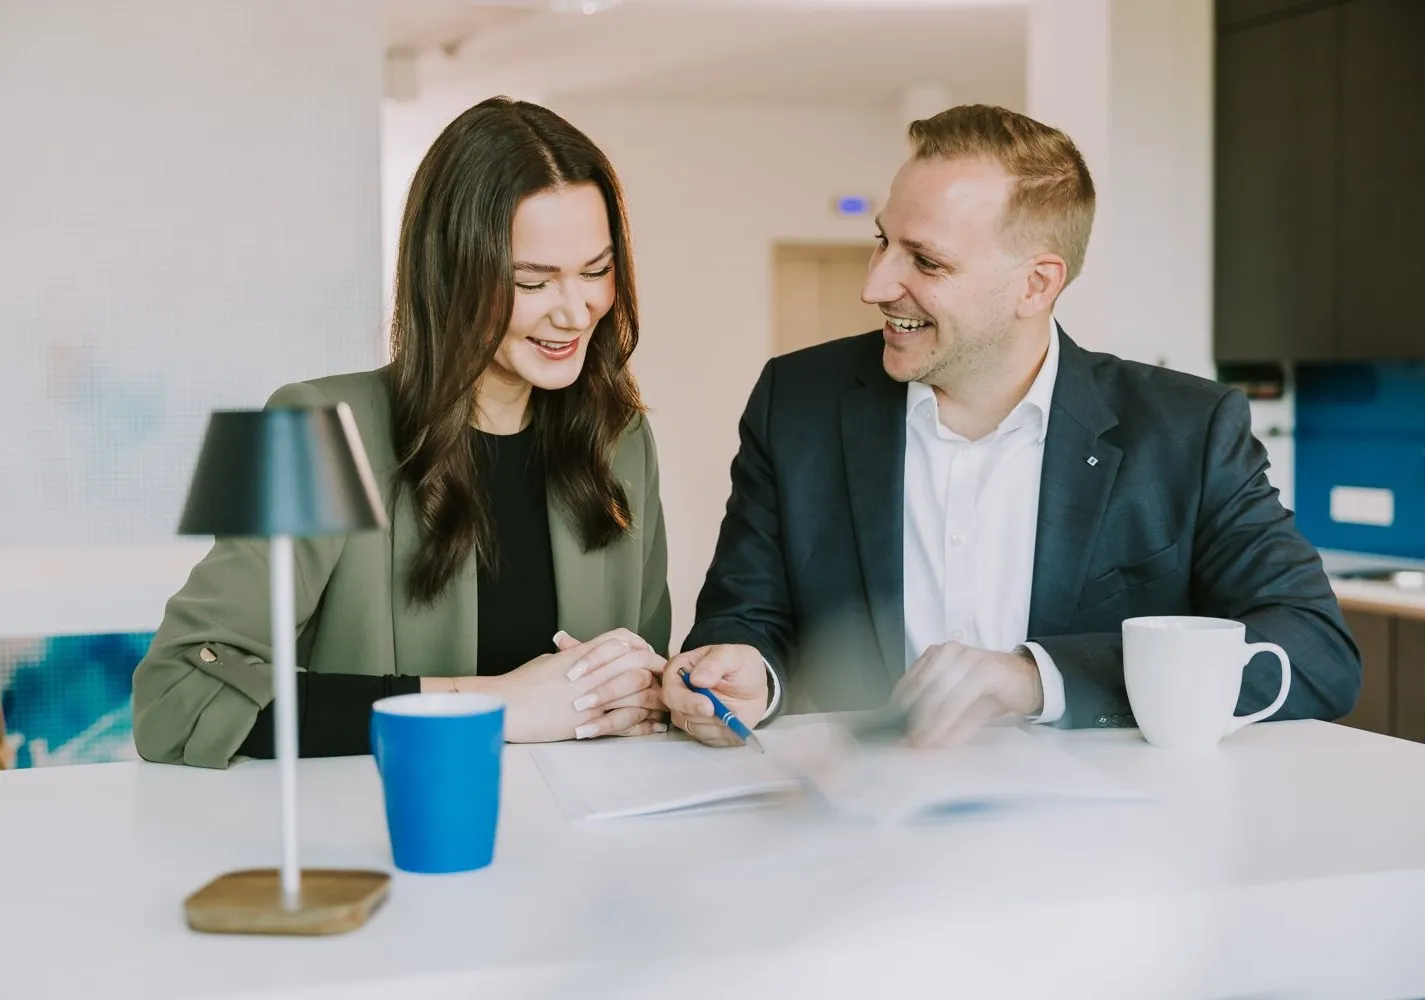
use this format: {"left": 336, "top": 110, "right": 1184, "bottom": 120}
{"left": 1329, "top": 578, "right": 1425, "bottom": 620}
{"left": 4, "top": 720, "right": 1425, "bottom": 1000}
{"left": 1321, "top": 549, "right": 1425, "bottom": 620}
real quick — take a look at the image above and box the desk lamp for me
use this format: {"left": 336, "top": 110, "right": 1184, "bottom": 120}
{"left": 176, "top": 403, "right": 389, "bottom": 935}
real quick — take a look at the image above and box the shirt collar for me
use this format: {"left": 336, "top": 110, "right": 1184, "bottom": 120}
{"left": 905, "top": 318, "right": 1061, "bottom": 445}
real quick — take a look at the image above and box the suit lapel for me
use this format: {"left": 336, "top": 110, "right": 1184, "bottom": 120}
{"left": 1029, "top": 332, "right": 1122, "bottom": 636}
{"left": 389, "top": 483, "right": 482, "bottom": 676}
{"left": 549, "top": 494, "right": 608, "bottom": 642}
{"left": 390, "top": 485, "right": 606, "bottom": 677}
{"left": 840, "top": 362, "right": 908, "bottom": 686}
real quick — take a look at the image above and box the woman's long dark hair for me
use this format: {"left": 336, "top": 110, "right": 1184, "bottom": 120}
{"left": 388, "top": 97, "right": 645, "bottom": 605}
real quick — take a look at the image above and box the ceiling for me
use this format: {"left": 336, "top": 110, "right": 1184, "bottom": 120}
{"left": 382, "top": 0, "right": 537, "bottom": 54}
{"left": 381, "top": 0, "right": 1027, "bottom": 110}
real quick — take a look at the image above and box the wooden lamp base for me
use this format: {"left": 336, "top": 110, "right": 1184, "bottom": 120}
{"left": 184, "top": 868, "right": 390, "bottom": 935}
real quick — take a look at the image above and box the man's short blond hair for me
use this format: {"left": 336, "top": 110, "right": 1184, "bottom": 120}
{"left": 908, "top": 104, "right": 1096, "bottom": 284}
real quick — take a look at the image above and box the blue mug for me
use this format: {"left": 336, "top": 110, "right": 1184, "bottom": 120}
{"left": 370, "top": 692, "right": 504, "bottom": 874}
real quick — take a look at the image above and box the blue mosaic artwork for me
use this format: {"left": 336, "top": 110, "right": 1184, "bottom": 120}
{"left": 0, "top": 632, "right": 153, "bottom": 768}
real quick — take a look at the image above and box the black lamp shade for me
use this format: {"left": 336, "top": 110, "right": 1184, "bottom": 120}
{"left": 178, "top": 404, "right": 389, "bottom": 538}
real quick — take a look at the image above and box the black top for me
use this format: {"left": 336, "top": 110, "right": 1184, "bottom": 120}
{"left": 238, "top": 424, "right": 559, "bottom": 759}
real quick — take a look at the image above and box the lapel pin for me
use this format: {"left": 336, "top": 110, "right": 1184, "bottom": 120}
{"left": 1087, "top": 456, "right": 1099, "bottom": 467}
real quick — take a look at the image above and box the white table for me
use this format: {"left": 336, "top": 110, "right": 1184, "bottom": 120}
{"left": 5, "top": 720, "right": 1425, "bottom": 1000}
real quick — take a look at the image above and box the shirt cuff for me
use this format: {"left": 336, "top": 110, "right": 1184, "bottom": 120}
{"left": 1018, "top": 642, "right": 1065, "bottom": 725}
{"left": 760, "top": 655, "right": 781, "bottom": 724}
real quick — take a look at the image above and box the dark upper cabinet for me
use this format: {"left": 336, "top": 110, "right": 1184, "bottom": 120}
{"left": 1214, "top": 4, "right": 1340, "bottom": 363}
{"left": 1217, "top": 0, "right": 1335, "bottom": 28}
{"left": 1337, "top": 0, "right": 1425, "bottom": 360}
{"left": 1214, "top": 0, "right": 1425, "bottom": 362}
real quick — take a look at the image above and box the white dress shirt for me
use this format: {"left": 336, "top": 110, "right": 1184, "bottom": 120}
{"left": 901, "top": 326, "right": 1066, "bottom": 724}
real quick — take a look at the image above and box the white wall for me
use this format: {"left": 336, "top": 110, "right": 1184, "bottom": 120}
{"left": 1106, "top": 0, "right": 1215, "bottom": 380}
{"left": 1026, "top": 0, "right": 1293, "bottom": 507}
{"left": 0, "top": 0, "right": 386, "bottom": 634}
{"left": 1027, "top": 0, "right": 1214, "bottom": 379}
{"left": 1026, "top": 0, "right": 1112, "bottom": 356}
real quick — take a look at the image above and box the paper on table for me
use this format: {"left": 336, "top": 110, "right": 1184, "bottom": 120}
{"left": 796, "top": 726, "right": 1148, "bottom": 823}
{"left": 534, "top": 724, "right": 1146, "bottom": 823}
{"left": 534, "top": 737, "right": 802, "bottom": 821}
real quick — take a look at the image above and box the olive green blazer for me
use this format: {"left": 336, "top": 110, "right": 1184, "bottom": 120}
{"left": 132, "top": 369, "right": 671, "bottom": 769}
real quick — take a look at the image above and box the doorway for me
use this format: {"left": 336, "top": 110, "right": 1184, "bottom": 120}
{"left": 771, "top": 243, "right": 885, "bottom": 357}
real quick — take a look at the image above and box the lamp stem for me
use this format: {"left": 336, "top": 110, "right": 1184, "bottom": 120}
{"left": 269, "top": 533, "right": 300, "bottom": 909}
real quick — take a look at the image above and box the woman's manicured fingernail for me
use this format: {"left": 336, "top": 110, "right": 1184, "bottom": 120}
{"left": 572, "top": 694, "right": 599, "bottom": 712}
{"left": 575, "top": 724, "right": 598, "bottom": 740}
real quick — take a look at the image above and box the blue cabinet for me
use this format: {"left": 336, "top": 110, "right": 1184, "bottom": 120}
{"left": 1295, "top": 363, "right": 1425, "bottom": 558}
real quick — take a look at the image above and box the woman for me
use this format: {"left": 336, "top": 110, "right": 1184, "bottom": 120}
{"left": 133, "top": 98, "right": 671, "bottom": 768}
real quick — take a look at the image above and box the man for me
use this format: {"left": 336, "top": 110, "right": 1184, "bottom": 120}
{"left": 663, "top": 104, "right": 1359, "bottom": 748}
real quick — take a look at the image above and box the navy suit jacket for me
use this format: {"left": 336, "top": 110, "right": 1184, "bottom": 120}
{"left": 684, "top": 328, "right": 1361, "bottom": 728}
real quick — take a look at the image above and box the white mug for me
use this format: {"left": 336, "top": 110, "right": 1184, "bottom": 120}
{"left": 1122, "top": 616, "right": 1291, "bottom": 750}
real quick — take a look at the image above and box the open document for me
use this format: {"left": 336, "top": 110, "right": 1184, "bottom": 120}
{"left": 533, "top": 723, "right": 1146, "bottom": 823}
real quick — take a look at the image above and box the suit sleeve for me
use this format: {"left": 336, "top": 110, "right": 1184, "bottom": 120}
{"left": 131, "top": 381, "right": 348, "bottom": 768}
{"left": 681, "top": 361, "right": 795, "bottom": 713}
{"left": 635, "top": 416, "right": 673, "bottom": 659}
{"left": 1032, "top": 389, "right": 1362, "bottom": 729}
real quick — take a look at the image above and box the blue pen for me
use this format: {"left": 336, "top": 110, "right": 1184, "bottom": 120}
{"left": 680, "top": 669, "right": 765, "bottom": 753}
